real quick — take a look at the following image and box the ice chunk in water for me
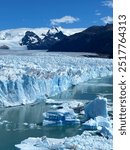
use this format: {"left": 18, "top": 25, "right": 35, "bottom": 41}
{"left": 84, "top": 97, "right": 108, "bottom": 120}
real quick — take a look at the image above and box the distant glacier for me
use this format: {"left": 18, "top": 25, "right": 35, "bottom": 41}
{"left": 0, "top": 52, "right": 112, "bottom": 107}
{"left": 0, "top": 27, "right": 84, "bottom": 50}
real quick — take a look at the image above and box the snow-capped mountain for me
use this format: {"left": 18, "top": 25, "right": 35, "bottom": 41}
{"left": 0, "top": 27, "right": 84, "bottom": 50}
{"left": 41, "top": 27, "right": 67, "bottom": 49}
{"left": 45, "top": 27, "right": 67, "bottom": 42}
{"left": 20, "top": 27, "right": 67, "bottom": 50}
{"left": 0, "top": 24, "right": 113, "bottom": 57}
{"left": 50, "top": 24, "right": 113, "bottom": 58}
{"left": 20, "top": 31, "right": 43, "bottom": 50}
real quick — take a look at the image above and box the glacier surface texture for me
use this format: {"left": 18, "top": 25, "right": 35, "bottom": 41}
{"left": 0, "top": 53, "right": 112, "bottom": 107}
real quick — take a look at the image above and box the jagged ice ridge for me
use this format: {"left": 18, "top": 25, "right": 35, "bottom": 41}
{"left": 0, "top": 53, "right": 112, "bottom": 107}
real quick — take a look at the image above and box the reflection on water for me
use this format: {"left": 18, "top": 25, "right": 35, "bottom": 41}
{"left": 0, "top": 77, "right": 113, "bottom": 150}
{"left": 0, "top": 103, "right": 81, "bottom": 150}
{"left": 52, "top": 77, "right": 113, "bottom": 101}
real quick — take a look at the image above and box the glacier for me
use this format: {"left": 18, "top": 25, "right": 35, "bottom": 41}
{"left": 0, "top": 52, "right": 112, "bottom": 107}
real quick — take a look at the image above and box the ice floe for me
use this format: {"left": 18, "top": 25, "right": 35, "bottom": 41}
{"left": 15, "top": 131, "right": 112, "bottom": 150}
{"left": 43, "top": 101, "right": 82, "bottom": 126}
{"left": 15, "top": 96, "right": 113, "bottom": 149}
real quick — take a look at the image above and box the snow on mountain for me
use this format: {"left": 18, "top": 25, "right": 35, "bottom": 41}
{"left": 46, "top": 27, "right": 60, "bottom": 35}
{"left": 20, "top": 27, "right": 68, "bottom": 50}
{"left": 20, "top": 31, "right": 43, "bottom": 50}
{"left": 45, "top": 27, "right": 67, "bottom": 42}
{"left": 49, "top": 24, "right": 113, "bottom": 58}
{"left": 0, "top": 28, "right": 49, "bottom": 40}
{"left": 0, "top": 27, "right": 85, "bottom": 50}
{"left": 0, "top": 52, "right": 112, "bottom": 107}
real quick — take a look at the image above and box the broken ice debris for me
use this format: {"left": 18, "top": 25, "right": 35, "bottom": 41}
{"left": 83, "top": 97, "right": 113, "bottom": 139}
{"left": 84, "top": 97, "right": 108, "bottom": 120}
{"left": 43, "top": 102, "right": 80, "bottom": 126}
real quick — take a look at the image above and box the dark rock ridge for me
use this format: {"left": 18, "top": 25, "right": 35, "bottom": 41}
{"left": 20, "top": 24, "right": 113, "bottom": 58}
{"left": 42, "top": 27, "right": 67, "bottom": 49}
{"left": 49, "top": 24, "right": 113, "bottom": 58}
{"left": 0, "top": 45, "right": 10, "bottom": 49}
{"left": 20, "top": 27, "right": 67, "bottom": 50}
{"left": 20, "top": 31, "right": 43, "bottom": 50}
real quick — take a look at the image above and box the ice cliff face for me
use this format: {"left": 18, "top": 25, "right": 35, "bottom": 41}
{"left": 0, "top": 53, "right": 112, "bottom": 107}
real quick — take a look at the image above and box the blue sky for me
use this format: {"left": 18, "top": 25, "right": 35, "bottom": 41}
{"left": 0, "top": 0, "right": 113, "bottom": 30}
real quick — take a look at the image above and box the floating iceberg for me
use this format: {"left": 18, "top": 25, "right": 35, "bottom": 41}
{"left": 84, "top": 97, "right": 108, "bottom": 120}
{"left": 43, "top": 111, "right": 80, "bottom": 126}
{"left": 45, "top": 99, "right": 63, "bottom": 105}
{"left": 97, "top": 126, "right": 113, "bottom": 139}
{"left": 82, "top": 116, "right": 112, "bottom": 136}
{"left": 15, "top": 97, "right": 113, "bottom": 150}
{"left": 83, "top": 97, "right": 113, "bottom": 139}
{"left": 95, "top": 116, "right": 112, "bottom": 128}
{"left": 43, "top": 101, "right": 81, "bottom": 126}
{"left": 82, "top": 118, "right": 97, "bottom": 130}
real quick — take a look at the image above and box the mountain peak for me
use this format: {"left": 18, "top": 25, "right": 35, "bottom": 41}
{"left": 47, "top": 26, "right": 60, "bottom": 35}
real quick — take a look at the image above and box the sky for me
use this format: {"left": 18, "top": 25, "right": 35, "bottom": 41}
{"left": 0, "top": 0, "right": 113, "bottom": 30}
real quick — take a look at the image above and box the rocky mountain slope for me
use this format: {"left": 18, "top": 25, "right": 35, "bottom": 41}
{"left": 0, "top": 27, "right": 84, "bottom": 50}
{"left": 49, "top": 24, "right": 113, "bottom": 58}
{"left": 0, "top": 24, "right": 113, "bottom": 57}
{"left": 20, "top": 27, "right": 67, "bottom": 50}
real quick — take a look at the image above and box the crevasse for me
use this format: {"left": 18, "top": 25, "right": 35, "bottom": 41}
{"left": 0, "top": 53, "right": 112, "bottom": 107}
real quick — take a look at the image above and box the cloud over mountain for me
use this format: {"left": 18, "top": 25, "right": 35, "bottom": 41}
{"left": 50, "top": 16, "right": 79, "bottom": 25}
{"left": 101, "top": 16, "right": 113, "bottom": 24}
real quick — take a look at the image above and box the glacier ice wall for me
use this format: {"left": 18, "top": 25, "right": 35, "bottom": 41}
{"left": 0, "top": 53, "right": 112, "bottom": 107}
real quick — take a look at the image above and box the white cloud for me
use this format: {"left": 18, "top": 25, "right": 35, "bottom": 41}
{"left": 50, "top": 16, "right": 79, "bottom": 25}
{"left": 96, "top": 12, "right": 101, "bottom": 16}
{"left": 102, "top": 0, "right": 113, "bottom": 8}
{"left": 101, "top": 16, "right": 113, "bottom": 24}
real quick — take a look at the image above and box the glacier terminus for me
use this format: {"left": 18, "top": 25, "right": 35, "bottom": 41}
{"left": 0, "top": 52, "right": 112, "bottom": 107}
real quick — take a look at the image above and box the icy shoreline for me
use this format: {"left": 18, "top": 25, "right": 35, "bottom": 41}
{"left": 15, "top": 131, "right": 113, "bottom": 150}
{"left": 0, "top": 53, "right": 112, "bottom": 107}
{"left": 15, "top": 97, "right": 113, "bottom": 150}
